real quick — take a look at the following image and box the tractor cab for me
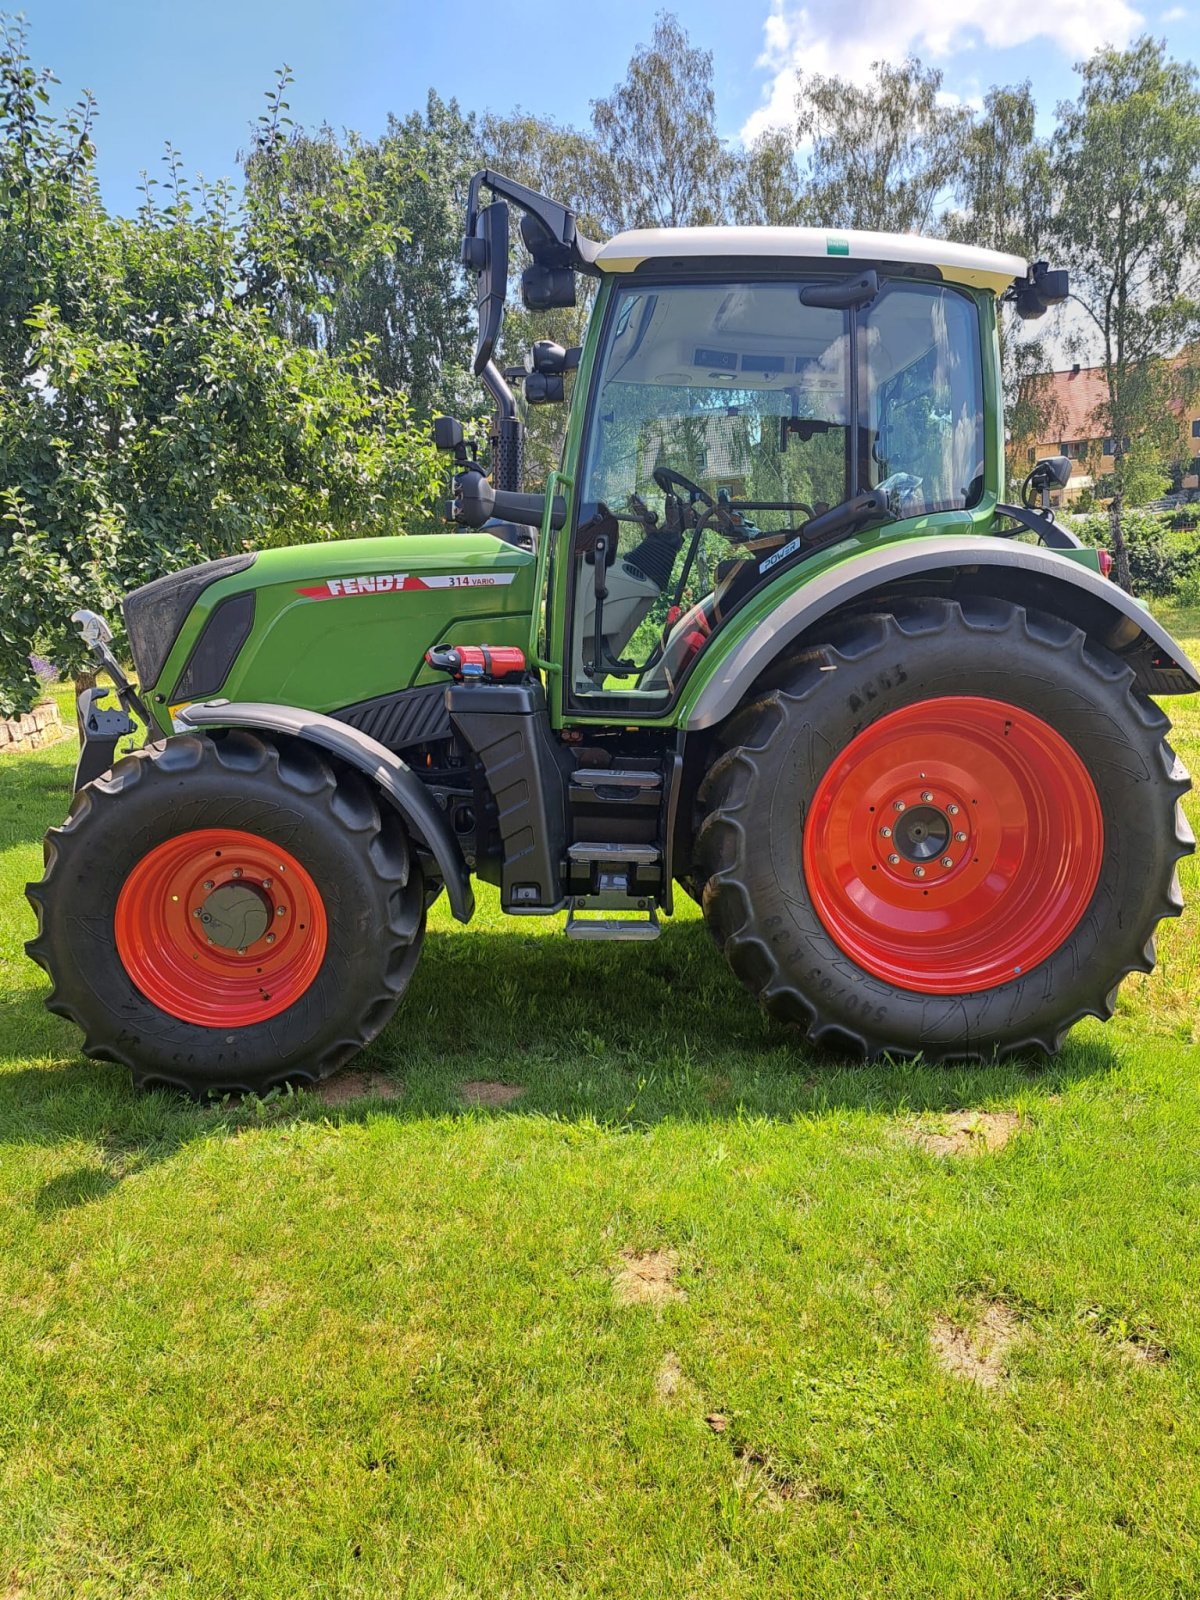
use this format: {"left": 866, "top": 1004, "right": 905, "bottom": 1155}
{"left": 564, "top": 268, "right": 986, "bottom": 710}
{"left": 440, "top": 171, "right": 1072, "bottom": 725}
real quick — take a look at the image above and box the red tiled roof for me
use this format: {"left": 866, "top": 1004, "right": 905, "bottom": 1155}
{"left": 1023, "top": 347, "right": 1200, "bottom": 446}
{"left": 1038, "top": 366, "right": 1110, "bottom": 442}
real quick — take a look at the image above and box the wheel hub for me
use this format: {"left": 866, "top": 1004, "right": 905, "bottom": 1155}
{"left": 886, "top": 800, "right": 956, "bottom": 868}
{"left": 197, "top": 882, "right": 272, "bottom": 950}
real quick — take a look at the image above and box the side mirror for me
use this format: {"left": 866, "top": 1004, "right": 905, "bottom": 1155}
{"left": 526, "top": 341, "right": 581, "bottom": 376}
{"left": 521, "top": 342, "right": 580, "bottom": 406}
{"left": 432, "top": 415, "right": 465, "bottom": 454}
{"left": 464, "top": 200, "right": 509, "bottom": 376}
{"left": 1010, "top": 262, "right": 1070, "bottom": 321}
{"left": 1031, "top": 454, "right": 1072, "bottom": 490}
{"left": 1023, "top": 453, "right": 1073, "bottom": 512}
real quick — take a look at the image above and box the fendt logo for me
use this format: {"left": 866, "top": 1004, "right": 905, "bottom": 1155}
{"left": 296, "top": 571, "right": 518, "bottom": 600}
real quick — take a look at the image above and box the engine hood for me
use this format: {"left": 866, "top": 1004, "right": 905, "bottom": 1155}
{"left": 134, "top": 533, "right": 537, "bottom": 732}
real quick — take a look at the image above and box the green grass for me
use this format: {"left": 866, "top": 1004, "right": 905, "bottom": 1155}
{"left": 2, "top": 624, "right": 1200, "bottom": 1598}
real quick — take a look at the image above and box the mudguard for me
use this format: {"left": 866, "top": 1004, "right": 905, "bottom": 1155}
{"left": 683, "top": 535, "right": 1200, "bottom": 730}
{"left": 175, "top": 700, "right": 474, "bottom": 923}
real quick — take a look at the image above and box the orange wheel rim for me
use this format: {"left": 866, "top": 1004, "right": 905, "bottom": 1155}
{"left": 114, "top": 828, "right": 327, "bottom": 1025}
{"left": 803, "top": 696, "right": 1104, "bottom": 994}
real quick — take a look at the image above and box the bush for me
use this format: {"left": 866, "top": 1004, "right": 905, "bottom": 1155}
{"left": 1073, "top": 510, "right": 1200, "bottom": 599}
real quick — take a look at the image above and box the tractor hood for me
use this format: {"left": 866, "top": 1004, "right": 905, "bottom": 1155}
{"left": 127, "top": 533, "right": 536, "bottom": 736}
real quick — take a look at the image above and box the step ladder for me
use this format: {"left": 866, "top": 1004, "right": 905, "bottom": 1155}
{"left": 563, "top": 839, "right": 663, "bottom": 941}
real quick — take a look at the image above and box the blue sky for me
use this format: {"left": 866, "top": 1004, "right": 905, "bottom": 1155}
{"left": 30, "top": 0, "right": 1200, "bottom": 216}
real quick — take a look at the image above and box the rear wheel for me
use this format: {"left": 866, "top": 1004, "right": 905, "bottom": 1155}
{"left": 693, "top": 597, "right": 1193, "bottom": 1058}
{"left": 26, "top": 731, "right": 425, "bottom": 1095}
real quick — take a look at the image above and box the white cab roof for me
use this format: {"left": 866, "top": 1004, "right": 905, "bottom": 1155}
{"left": 594, "top": 226, "right": 1027, "bottom": 296}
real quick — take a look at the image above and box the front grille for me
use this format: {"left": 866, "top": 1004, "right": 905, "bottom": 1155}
{"left": 170, "top": 591, "right": 257, "bottom": 701}
{"left": 122, "top": 553, "right": 257, "bottom": 691}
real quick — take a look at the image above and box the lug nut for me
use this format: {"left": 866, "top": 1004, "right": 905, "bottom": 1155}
{"left": 232, "top": 867, "right": 242, "bottom": 879}
{"left": 921, "top": 791, "right": 933, "bottom": 802}
{"left": 276, "top": 906, "right": 286, "bottom": 917}
{"left": 914, "top": 866, "right": 926, "bottom": 878}
{"left": 947, "top": 804, "right": 959, "bottom": 815}
{"left": 941, "top": 857, "right": 954, "bottom": 868}
{"left": 893, "top": 800, "right": 906, "bottom": 812}
{"left": 955, "top": 831, "right": 967, "bottom": 842}
{"left": 203, "top": 879, "right": 214, "bottom": 890}
{"left": 266, "top": 933, "right": 276, "bottom": 944}
{"left": 193, "top": 908, "right": 202, "bottom": 919}
{"left": 262, "top": 878, "right": 272, "bottom": 888}
{"left": 888, "top": 853, "right": 900, "bottom": 864}
{"left": 880, "top": 826, "right": 892, "bottom": 838}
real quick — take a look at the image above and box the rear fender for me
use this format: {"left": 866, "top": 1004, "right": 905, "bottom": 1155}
{"left": 682, "top": 535, "right": 1200, "bottom": 730}
{"left": 175, "top": 700, "right": 474, "bottom": 922}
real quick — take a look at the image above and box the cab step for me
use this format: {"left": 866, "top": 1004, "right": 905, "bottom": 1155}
{"left": 572, "top": 768, "right": 662, "bottom": 790}
{"left": 568, "top": 841, "right": 660, "bottom": 863}
{"left": 565, "top": 906, "right": 661, "bottom": 941}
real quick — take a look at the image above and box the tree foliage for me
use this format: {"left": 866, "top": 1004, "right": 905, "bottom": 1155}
{"left": 1050, "top": 37, "right": 1200, "bottom": 587}
{"left": 243, "top": 80, "right": 476, "bottom": 416}
{"left": 589, "top": 12, "right": 733, "bottom": 231}
{"left": 0, "top": 26, "right": 441, "bottom": 715}
{"left": 3, "top": 5, "right": 1199, "bottom": 710}
{"left": 792, "top": 58, "right": 970, "bottom": 235}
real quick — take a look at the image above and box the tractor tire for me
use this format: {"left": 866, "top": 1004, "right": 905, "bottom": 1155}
{"left": 693, "top": 596, "right": 1193, "bottom": 1059}
{"left": 26, "top": 730, "right": 425, "bottom": 1096}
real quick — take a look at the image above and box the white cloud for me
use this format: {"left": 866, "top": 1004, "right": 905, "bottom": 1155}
{"left": 935, "top": 87, "right": 985, "bottom": 111}
{"left": 740, "top": 0, "right": 1144, "bottom": 143}
{"left": 1161, "top": 5, "right": 1187, "bottom": 19}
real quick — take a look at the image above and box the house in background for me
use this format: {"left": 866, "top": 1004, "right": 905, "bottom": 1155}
{"left": 1013, "top": 355, "right": 1200, "bottom": 506}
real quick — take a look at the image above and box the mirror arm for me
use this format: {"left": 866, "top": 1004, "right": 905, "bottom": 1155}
{"left": 994, "top": 502, "right": 1081, "bottom": 550}
{"left": 480, "top": 358, "right": 516, "bottom": 423}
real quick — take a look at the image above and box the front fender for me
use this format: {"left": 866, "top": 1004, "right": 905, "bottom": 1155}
{"left": 682, "top": 536, "right": 1200, "bottom": 730}
{"left": 175, "top": 700, "right": 474, "bottom": 923}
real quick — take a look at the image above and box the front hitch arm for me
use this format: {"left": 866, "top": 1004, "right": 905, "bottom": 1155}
{"left": 69, "top": 609, "right": 150, "bottom": 790}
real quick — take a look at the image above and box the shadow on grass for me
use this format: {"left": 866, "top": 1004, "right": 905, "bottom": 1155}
{"left": 4, "top": 749, "right": 1125, "bottom": 1203}
{"left": 3, "top": 915, "right": 1125, "bottom": 1201}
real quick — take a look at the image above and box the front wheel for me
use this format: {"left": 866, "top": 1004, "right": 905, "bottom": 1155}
{"left": 694, "top": 597, "right": 1193, "bottom": 1058}
{"left": 26, "top": 731, "right": 426, "bottom": 1095}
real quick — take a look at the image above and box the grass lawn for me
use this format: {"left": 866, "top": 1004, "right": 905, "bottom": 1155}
{"left": 2, "top": 625, "right": 1200, "bottom": 1598}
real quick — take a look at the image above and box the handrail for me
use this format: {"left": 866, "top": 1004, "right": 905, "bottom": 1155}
{"left": 528, "top": 469, "right": 570, "bottom": 674}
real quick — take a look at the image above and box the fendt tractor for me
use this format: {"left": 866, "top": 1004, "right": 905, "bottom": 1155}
{"left": 27, "top": 171, "right": 1198, "bottom": 1095}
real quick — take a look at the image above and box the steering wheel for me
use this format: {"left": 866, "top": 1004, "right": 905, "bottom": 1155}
{"left": 653, "top": 466, "right": 714, "bottom": 507}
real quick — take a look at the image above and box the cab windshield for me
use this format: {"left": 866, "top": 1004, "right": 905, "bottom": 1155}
{"left": 569, "top": 276, "right": 984, "bottom": 709}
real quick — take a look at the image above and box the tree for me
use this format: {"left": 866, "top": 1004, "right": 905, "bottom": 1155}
{"left": 0, "top": 25, "right": 441, "bottom": 717}
{"left": 1050, "top": 37, "right": 1200, "bottom": 588}
{"left": 940, "top": 82, "right": 1058, "bottom": 491}
{"left": 243, "top": 81, "right": 477, "bottom": 417}
{"left": 948, "top": 83, "right": 1045, "bottom": 256}
{"left": 792, "top": 57, "right": 969, "bottom": 234}
{"left": 729, "top": 129, "right": 805, "bottom": 226}
{"left": 589, "top": 11, "right": 734, "bottom": 231}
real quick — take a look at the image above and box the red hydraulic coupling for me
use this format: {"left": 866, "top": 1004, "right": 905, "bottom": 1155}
{"left": 425, "top": 643, "right": 527, "bottom": 682}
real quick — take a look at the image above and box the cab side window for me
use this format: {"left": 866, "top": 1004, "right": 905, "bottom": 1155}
{"left": 864, "top": 285, "right": 985, "bottom": 514}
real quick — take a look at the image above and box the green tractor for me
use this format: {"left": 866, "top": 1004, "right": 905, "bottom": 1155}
{"left": 27, "top": 170, "right": 1198, "bottom": 1095}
